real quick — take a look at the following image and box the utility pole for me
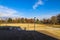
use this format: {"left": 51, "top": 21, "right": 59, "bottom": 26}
{"left": 34, "top": 17, "right": 36, "bottom": 31}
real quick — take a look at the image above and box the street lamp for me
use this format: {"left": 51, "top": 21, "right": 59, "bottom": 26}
{"left": 34, "top": 17, "right": 36, "bottom": 31}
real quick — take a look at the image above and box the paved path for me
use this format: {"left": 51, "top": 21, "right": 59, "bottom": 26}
{"left": 0, "top": 30, "right": 58, "bottom": 40}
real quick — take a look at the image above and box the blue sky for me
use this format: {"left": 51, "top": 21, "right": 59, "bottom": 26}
{"left": 0, "top": 0, "right": 60, "bottom": 19}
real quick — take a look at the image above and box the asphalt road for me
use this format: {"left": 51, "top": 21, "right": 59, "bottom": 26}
{"left": 0, "top": 30, "right": 58, "bottom": 40}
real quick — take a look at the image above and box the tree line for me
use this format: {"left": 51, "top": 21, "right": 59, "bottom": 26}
{"left": 0, "top": 14, "right": 60, "bottom": 24}
{"left": 0, "top": 18, "right": 40, "bottom": 23}
{"left": 41, "top": 14, "right": 60, "bottom": 24}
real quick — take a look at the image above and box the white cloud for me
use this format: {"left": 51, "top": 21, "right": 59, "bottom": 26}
{"left": 0, "top": 5, "right": 20, "bottom": 17}
{"left": 33, "top": 0, "right": 44, "bottom": 9}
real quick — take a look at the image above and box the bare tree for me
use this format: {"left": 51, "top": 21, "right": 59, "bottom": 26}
{"left": 51, "top": 16, "right": 57, "bottom": 24}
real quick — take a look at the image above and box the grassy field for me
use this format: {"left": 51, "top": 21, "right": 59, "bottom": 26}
{"left": 0, "top": 23, "right": 60, "bottom": 39}
{"left": 0, "top": 23, "right": 47, "bottom": 30}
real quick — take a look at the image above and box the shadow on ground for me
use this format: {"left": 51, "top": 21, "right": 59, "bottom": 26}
{"left": 0, "top": 30, "right": 59, "bottom": 40}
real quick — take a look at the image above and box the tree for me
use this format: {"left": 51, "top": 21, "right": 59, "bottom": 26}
{"left": 36, "top": 19, "right": 40, "bottom": 23}
{"left": 20, "top": 18, "right": 25, "bottom": 23}
{"left": 42, "top": 19, "right": 47, "bottom": 24}
{"left": 17, "top": 18, "right": 21, "bottom": 23}
{"left": 57, "top": 14, "right": 60, "bottom": 24}
{"left": 24, "top": 18, "right": 30, "bottom": 23}
{"left": 29, "top": 19, "right": 34, "bottom": 23}
{"left": 7, "top": 18, "right": 12, "bottom": 23}
{"left": 51, "top": 16, "right": 57, "bottom": 24}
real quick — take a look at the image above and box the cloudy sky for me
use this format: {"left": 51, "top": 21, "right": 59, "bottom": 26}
{"left": 0, "top": 0, "right": 60, "bottom": 19}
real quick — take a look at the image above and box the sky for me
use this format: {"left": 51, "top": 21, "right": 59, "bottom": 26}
{"left": 0, "top": 0, "right": 60, "bottom": 19}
